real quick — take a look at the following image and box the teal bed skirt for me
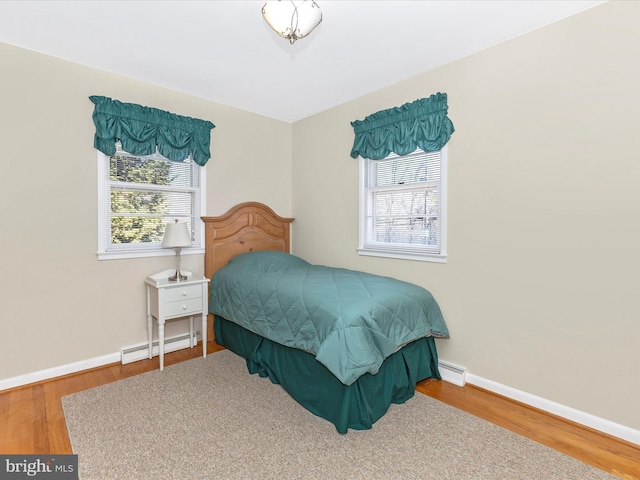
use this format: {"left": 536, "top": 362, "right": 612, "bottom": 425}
{"left": 214, "top": 315, "right": 441, "bottom": 433}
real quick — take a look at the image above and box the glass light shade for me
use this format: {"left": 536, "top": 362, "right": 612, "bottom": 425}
{"left": 161, "top": 221, "right": 192, "bottom": 248}
{"left": 262, "top": 0, "right": 322, "bottom": 44}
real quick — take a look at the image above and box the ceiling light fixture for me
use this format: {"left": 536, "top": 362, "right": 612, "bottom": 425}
{"left": 262, "top": 0, "right": 322, "bottom": 45}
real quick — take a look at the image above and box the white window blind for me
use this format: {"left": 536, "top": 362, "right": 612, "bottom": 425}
{"left": 359, "top": 147, "right": 447, "bottom": 262}
{"left": 97, "top": 145, "right": 204, "bottom": 259}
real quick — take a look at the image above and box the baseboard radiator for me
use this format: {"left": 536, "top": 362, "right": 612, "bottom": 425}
{"left": 438, "top": 360, "right": 467, "bottom": 387}
{"left": 121, "top": 332, "right": 198, "bottom": 365}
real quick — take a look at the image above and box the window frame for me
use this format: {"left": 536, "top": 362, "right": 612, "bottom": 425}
{"left": 97, "top": 150, "right": 206, "bottom": 261}
{"left": 358, "top": 146, "right": 447, "bottom": 263}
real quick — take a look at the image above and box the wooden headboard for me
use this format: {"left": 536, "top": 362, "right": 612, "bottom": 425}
{"left": 201, "top": 202, "right": 294, "bottom": 280}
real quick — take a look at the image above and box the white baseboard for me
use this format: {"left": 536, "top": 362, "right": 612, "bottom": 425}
{"left": 0, "top": 352, "right": 120, "bottom": 392}
{"left": 466, "top": 373, "right": 640, "bottom": 446}
{"left": 0, "top": 332, "right": 198, "bottom": 392}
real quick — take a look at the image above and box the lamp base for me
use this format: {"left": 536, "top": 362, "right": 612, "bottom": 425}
{"left": 168, "top": 270, "right": 188, "bottom": 282}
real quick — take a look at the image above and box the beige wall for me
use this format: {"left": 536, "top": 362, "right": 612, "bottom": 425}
{"left": 0, "top": 42, "right": 292, "bottom": 380}
{"left": 292, "top": 1, "right": 640, "bottom": 431}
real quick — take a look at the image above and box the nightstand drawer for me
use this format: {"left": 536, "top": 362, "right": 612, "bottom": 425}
{"left": 164, "top": 298, "right": 204, "bottom": 318}
{"left": 164, "top": 284, "right": 203, "bottom": 303}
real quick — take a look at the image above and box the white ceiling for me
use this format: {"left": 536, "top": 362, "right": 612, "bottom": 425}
{"left": 0, "top": 0, "right": 604, "bottom": 123}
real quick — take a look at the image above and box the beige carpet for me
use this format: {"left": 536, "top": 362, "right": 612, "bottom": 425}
{"left": 62, "top": 350, "right": 618, "bottom": 480}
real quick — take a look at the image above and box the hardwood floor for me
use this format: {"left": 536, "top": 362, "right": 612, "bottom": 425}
{"left": 416, "top": 378, "right": 640, "bottom": 479}
{"left": 1, "top": 341, "right": 638, "bottom": 479}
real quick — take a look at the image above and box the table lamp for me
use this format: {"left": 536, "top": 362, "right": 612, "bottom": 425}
{"left": 161, "top": 220, "right": 192, "bottom": 281}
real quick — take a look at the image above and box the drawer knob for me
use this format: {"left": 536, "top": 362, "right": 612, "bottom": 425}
{"left": 182, "top": 291, "right": 187, "bottom": 296}
{"left": 182, "top": 305, "right": 187, "bottom": 310}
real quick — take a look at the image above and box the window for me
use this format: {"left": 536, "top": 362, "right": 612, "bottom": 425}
{"left": 359, "top": 147, "right": 447, "bottom": 262}
{"left": 97, "top": 145, "right": 205, "bottom": 260}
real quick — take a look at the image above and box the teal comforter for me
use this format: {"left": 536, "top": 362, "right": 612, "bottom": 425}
{"left": 209, "top": 251, "right": 449, "bottom": 386}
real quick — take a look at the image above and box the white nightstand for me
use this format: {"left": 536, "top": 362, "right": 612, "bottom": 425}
{"left": 145, "top": 270, "right": 210, "bottom": 371}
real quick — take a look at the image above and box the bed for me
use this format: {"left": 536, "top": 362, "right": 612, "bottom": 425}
{"left": 203, "top": 202, "right": 449, "bottom": 433}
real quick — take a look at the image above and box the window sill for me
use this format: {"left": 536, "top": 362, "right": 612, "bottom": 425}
{"left": 357, "top": 248, "right": 447, "bottom": 263}
{"left": 97, "top": 247, "right": 205, "bottom": 261}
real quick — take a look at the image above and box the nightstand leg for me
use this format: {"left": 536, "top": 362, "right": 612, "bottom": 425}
{"left": 202, "top": 311, "right": 207, "bottom": 358}
{"left": 147, "top": 314, "right": 153, "bottom": 359}
{"left": 158, "top": 321, "right": 165, "bottom": 371}
{"left": 189, "top": 316, "right": 194, "bottom": 348}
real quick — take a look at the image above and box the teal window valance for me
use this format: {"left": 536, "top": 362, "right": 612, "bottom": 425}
{"left": 89, "top": 96, "right": 215, "bottom": 166}
{"left": 350, "top": 92, "right": 454, "bottom": 160}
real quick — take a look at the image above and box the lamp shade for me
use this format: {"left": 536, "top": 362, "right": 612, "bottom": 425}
{"left": 161, "top": 221, "right": 192, "bottom": 248}
{"left": 262, "top": 0, "right": 322, "bottom": 44}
